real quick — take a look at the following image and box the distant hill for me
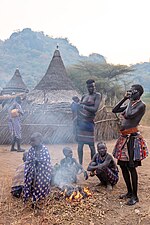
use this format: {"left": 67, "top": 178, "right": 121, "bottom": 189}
{"left": 131, "top": 63, "right": 150, "bottom": 92}
{"left": 0, "top": 28, "right": 106, "bottom": 89}
{"left": 0, "top": 28, "right": 150, "bottom": 92}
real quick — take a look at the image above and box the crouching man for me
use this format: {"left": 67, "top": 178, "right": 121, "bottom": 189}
{"left": 87, "top": 142, "right": 119, "bottom": 191}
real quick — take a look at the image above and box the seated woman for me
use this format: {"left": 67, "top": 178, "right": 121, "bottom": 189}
{"left": 87, "top": 142, "right": 119, "bottom": 191}
{"left": 23, "top": 132, "right": 52, "bottom": 206}
{"left": 52, "top": 147, "right": 88, "bottom": 187}
{"left": 11, "top": 151, "right": 28, "bottom": 198}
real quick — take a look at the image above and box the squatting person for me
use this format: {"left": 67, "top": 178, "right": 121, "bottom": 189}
{"left": 87, "top": 142, "right": 119, "bottom": 191}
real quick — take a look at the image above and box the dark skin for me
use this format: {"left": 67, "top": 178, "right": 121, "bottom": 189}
{"left": 80, "top": 83, "right": 101, "bottom": 112}
{"left": 112, "top": 85, "right": 146, "bottom": 205}
{"left": 87, "top": 143, "right": 112, "bottom": 172}
{"left": 61, "top": 151, "right": 88, "bottom": 180}
{"left": 77, "top": 82, "right": 101, "bottom": 165}
{"left": 30, "top": 135, "right": 43, "bottom": 161}
{"left": 112, "top": 86, "right": 146, "bottom": 130}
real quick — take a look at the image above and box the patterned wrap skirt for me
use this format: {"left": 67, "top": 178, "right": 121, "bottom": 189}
{"left": 113, "top": 129, "right": 148, "bottom": 167}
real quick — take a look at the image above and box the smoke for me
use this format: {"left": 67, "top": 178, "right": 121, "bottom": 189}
{"left": 0, "top": 96, "right": 75, "bottom": 144}
{"left": 52, "top": 162, "right": 81, "bottom": 188}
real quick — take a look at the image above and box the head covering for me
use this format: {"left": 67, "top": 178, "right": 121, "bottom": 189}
{"left": 31, "top": 132, "right": 43, "bottom": 141}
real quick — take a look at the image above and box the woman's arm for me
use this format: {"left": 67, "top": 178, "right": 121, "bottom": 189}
{"left": 112, "top": 98, "right": 127, "bottom": 113}
{"left": 97, "top": 154, "right": 112, "bottom": 170}
{"left": 83, "top": 93, "right": 101, "bottom": 113}
{"left": 87, "top": 154, "right": 98, "bottom": 171}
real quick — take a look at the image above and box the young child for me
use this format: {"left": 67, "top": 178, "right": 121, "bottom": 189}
{"left": 23, "top": 132, "right": 52, "bottom": 204}
{"left": 87, "top": 142, "right": 119, "bottom": 191}
{"left": 52, "top": 147, "right": 88, "bottom": 187}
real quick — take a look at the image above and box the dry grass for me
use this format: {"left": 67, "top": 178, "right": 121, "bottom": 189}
{"left": 0, "top": 129, "right": 150, "bottom": 225}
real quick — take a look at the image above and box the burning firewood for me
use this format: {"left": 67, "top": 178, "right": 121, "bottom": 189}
{"left": 59, "top": 185, "right": 92, "bottom": 202}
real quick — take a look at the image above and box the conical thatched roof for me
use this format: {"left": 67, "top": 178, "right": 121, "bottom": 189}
{"left": 34, "top": 49, "right": 75, "bottom": 91}
{"left": 2, "top": 68, "right": 28, "bottom": 94}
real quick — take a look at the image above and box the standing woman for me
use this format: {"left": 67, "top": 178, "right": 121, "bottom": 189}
{"left": 8, "top": 96, "right": 24, "bottom": 152}
{"left": 76, "top": 79, "right": 101, "bottom": 165}
{"left": 112, "top": 84, "right": 148, "bottom": 205}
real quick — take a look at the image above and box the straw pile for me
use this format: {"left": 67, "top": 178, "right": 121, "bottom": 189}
{"left": 95, "top": 106, "right": 119, "bottom": 141}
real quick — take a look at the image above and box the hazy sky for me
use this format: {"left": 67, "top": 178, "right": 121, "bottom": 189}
{"left": 0, "top": 0, "right": 150, "bottom": 65}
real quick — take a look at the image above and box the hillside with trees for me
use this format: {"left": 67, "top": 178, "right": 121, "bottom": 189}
{"left": 67, "top": 61, "right": 133, "bottom": 105}
{"left": 0, "top": 28, "right": 150, "bottom": 93}
{"left": 131, "top": 62, "right": 150, "bottom": 92}
{"left": 0, "top": 28, "right": 106, "bottom": 89}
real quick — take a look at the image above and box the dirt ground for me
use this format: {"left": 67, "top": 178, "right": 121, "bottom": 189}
{"left": 0, "top": 125, "right": 150, "bottom": 225}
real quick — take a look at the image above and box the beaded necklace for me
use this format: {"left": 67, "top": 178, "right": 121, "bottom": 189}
{"left": 131, "top": 99, "right": 141, "bottom": 107}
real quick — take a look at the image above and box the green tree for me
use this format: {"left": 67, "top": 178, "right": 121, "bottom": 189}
{"left": 67, "top": 61, "right": 133, "bottom": 106}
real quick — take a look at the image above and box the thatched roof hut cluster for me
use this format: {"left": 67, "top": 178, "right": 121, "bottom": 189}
{"left": 0, "top": 48, "right": 119, "bottom": 144}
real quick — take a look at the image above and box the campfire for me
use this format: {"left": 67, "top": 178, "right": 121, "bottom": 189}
{"left": 61, "top": 185, "right": 92, "bottom": 202}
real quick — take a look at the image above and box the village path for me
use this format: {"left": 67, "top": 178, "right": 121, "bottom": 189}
{"left": 0, "top": 125, "right": 150, "bottom": 225}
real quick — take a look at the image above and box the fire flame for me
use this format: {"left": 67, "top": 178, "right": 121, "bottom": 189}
{"left": 74, "top": 191, "right": 83, "bottom": 200}
{"left": 83, "top": 187, "right": 92, "bottom": 197}
{"left": 62, "top": 186, "right": 92, "bottom": 202}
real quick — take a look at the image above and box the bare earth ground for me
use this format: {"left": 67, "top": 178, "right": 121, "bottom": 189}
{"left": 0, "top": 125, "right": 150, "bottom": 225}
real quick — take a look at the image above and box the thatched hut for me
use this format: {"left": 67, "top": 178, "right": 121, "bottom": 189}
{"left": 29, "top": 47, "right": 79, "bottom": 104}
{"left": 0, "top": 48, "right": 119, "bottom": 145}
{"left": 1, "top": 68, "right": 28, "bottom": 95}
{"left": 0, "top": 48, "right": 80, "bottom": 144}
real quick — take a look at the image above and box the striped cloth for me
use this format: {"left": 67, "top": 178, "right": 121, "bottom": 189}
{"left": 76, "top": 107, "right": 95, "bottom": 144}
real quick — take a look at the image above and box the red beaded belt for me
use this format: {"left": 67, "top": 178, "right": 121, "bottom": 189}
{"left": 120, "top": 127, "right": 138, "bottom": 136}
